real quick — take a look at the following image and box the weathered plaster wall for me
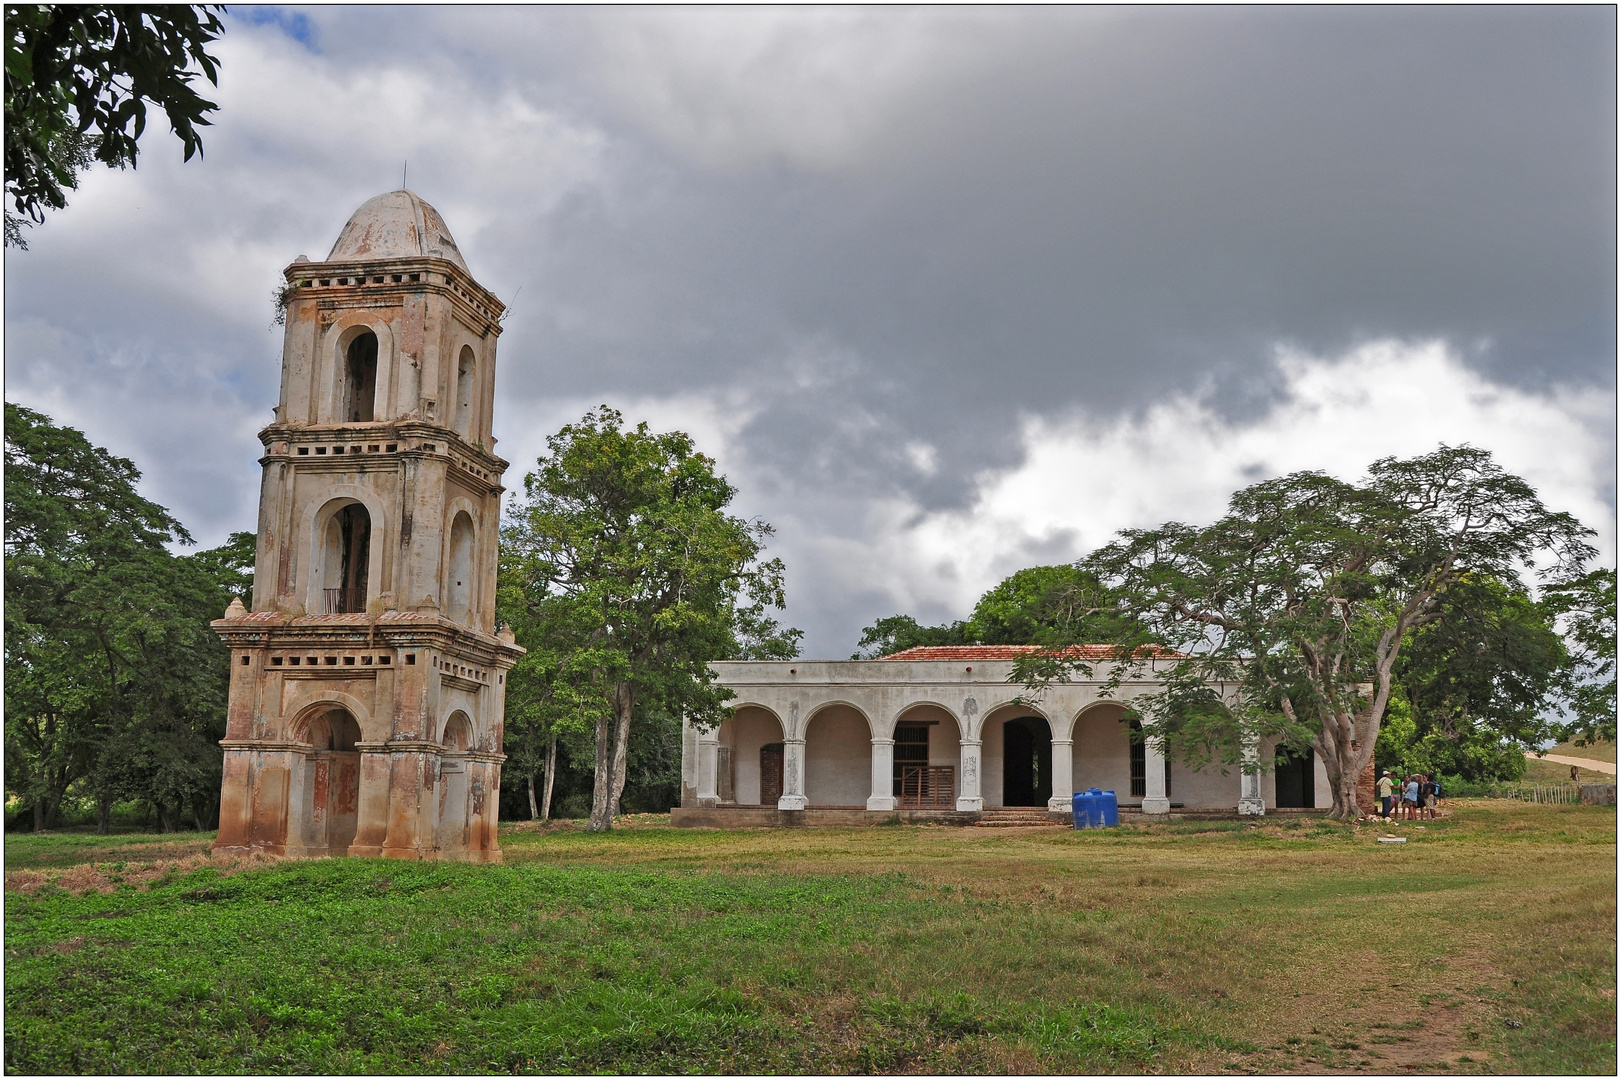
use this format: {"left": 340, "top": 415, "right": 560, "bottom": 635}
{"left": 804, "top": 705, "right": 871, "bottom": 807}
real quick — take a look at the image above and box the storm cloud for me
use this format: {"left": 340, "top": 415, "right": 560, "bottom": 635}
{"left": 5, "top": 6, "right": 1614, "bottom": 655}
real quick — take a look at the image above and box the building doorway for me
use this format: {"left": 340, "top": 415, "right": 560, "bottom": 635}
{"left": 760, "top": 743, "right": 784, "bottom": 806}
{"left": 1275, "top": 745, "right": 1315, "bottom": 808}
{"left": 299, "top": 708, "right": 361, "bottom": 855}
{"left": 1002, "top": 716, "right": 1052, "bottom": 807}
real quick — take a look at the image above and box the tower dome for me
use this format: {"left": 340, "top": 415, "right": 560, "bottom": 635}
{"left": 326, "top": 189, "right": 468, "bottom": 271}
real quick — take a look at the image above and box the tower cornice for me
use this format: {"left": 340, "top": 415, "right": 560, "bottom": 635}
{"left": 283, "top": 255, "right": 505, "bottom": 338}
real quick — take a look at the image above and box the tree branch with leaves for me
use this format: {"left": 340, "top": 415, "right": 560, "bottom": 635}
{"left": 1017, "top": 445, "right": 1596, "bottom": 818}
{"left": 499, "top": 407, "right": 800, "bottom": 832}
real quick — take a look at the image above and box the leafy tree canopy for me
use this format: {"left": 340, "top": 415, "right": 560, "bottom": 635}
{"left": 1015, "top": 445, "right": 1597, "bottom": 818}
{"left": 4, "top": 401, "right": 241, "bottom": 831}
{"left": 499, "top": 406, "right": 800, "bottom": 830}
{"left": 853, "top": 565, "right": 1146, "bottom": 658}
{"left": 1542, "top": 566, "right": 1617, "bottom": 747}
{"left": 5, "top": 4, "right": 224, "bottom": 245}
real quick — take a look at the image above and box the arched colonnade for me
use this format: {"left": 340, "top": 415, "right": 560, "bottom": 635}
{"left": 698, "top": 694, "right": 1180, "bottom": 813}
{"left": 687, "top": 655, "right": 1318, "bottom": 817}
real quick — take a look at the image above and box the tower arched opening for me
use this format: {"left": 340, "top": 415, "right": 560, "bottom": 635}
{"left": 455, "top": 345, "right": 476, "bottom": 440}
{"left": 437, "top": 710, "right": 475, "bottom": 854}
{"left": 343, "top": 330, "right": 378, "bottom": 423}
{"left": 320, "top": 502, "right": 371, "bottom": 614}
{"left": 297, "top": 707, "right": 362, "bottom": 856}
{"left": 445, "top": 511, "right": 475, "bottom": 626}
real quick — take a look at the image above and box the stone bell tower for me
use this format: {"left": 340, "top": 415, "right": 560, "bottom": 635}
{"left": 213, "top": 190, "right": 523, "bottom": 862}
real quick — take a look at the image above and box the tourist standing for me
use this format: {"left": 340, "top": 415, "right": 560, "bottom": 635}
{"left": 1403, "top": 775, "right": 1420, "bottom": 820}
{"left": 1377, "top": 771, "right": 1395, "bottom": 818}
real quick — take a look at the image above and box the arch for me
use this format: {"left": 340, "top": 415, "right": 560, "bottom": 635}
{"left": 1068, "top": 700, "right": 1135, "bottom": 803}
{"left": 890, "top": 700, "right": 965, "bottom": 741}
{"left": 436, "top": 710, "right": 475, "bottom": 855}
{"left": 805, "top": 700, "right": 876, "bottom": 740}
{"left": 287, "top": 691, "right": 377, "bottom": 743}
{"left": 300, "top": 707, "right": 362, "bottom": 751}
{"left": 441, "top": 710, "right": 474, "bottom": 751}
{"left": 454, "top": 345, "right": 477, "bottom": 440}
{"left": 325, "top": 316, "right": 398, "bottom": 423}
{"left": 445, "top": 511, "right": 475, "bottom": 626}
{"left": 715, "top": 704, "right": 785, "bottom": 806}
{"left": 981, "top": 703, "right": 1052, "bottom": 808}
{"left": 804, "top": 702, "right": 873, "bottom": 808}
{"left": 303, "top": 490, "right": 388, "bottom": 615}
{"left": 311, "top": 499, "right": 371, "bottom": 613}
{"left": 291, "top": 705, "right": 362, "bottom": 856}
{"left": 890, "top": 702, "right": 963, "bottom": 809}
{"left": 341, "top": 329, "right": 379, "bottom": 423}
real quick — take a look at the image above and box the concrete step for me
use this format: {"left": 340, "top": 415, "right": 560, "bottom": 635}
{"left": 973, "top": 810, "right": 1067, "bottom": 827}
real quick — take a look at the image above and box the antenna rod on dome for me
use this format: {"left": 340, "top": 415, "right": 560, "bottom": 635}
{"left": 401, "top": 160, "right": 407, "bottom": 190}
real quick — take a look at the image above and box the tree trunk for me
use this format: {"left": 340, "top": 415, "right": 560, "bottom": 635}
{"left": 97, "top": 793, "right": 113, "bottom": 836}
{"left": 608, "top": 683, "right": 632, "bottom": 819}
{"left": 587, "top": 707, "right": 613, "bottom": 831}
{"left": 1316, "top": 714, "right": 1376, "bottom": 820}
{"left": 541, "top": 732, "right": 557, "bottom": 822}
{"left": 527, "top": 772, "right": 539, "bottom": 820}
{"left": 32, "top": 800, "right": 45, "bottom": 834}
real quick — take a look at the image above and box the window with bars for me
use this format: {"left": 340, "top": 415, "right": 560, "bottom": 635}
{"left": 1128, "top": 719, "right": 1171, "bottom": 800}
{"left": 893, "top": 723, "right": 929, "bottom": 792}
{"left": 1129, "top": 720, "right": 1147, "bottom": 798}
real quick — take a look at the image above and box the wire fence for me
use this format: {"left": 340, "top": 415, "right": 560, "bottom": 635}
{"left": 1500, "top": 784, "right": 1581, "bottom": 805}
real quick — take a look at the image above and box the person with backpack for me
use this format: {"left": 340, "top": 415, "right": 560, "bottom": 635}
{"left": 1402, "top": 775, "right": 1420, "bottom": 820}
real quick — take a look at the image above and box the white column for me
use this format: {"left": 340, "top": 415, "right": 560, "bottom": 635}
{"left": 1048, "top": 739, "right": 1074, "bottom": 812}
{"left": 695, "top": 729, "right": 719, "bottom": 808}
{"left": 1142, "top": 736, "right": 1171, "bottom": 815}
{"left": 956, "top": 738, "right": 984, "bottom": 812}
{"left": 868, "top": 737, "right": 896, "bottom": 811}
{"left": 778, "top": 738, "right": 808, "bottom": 810}
{"left": 1238, "top": 731, "right": 1265, "bottom": 816}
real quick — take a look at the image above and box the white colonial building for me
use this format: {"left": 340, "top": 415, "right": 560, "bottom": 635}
{"left": 675, "top": 646, "right": 1331, "bottom": 825}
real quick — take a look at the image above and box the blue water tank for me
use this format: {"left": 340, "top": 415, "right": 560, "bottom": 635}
{"left": 1072, "top": 787, "right": 1120, "bottom": 829}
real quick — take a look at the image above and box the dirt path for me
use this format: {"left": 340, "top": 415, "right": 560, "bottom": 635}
{"left": 1526, "top": 752, "right": 1617, "bottom": 775}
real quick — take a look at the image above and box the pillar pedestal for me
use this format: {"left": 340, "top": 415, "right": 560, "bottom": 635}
{"left": 1142, "top": 736, "right": 1171, "bottom": 815}
{"left": 868, "top": 737, "right": 896, "bottom": 811}
{"left": 696, "top": 730, "right": 720, "bottom": 808}
{"left": 957, "top": 738, "right": 984, "bottom": 812}
{"left": 1238, "top": 732, "right": 1265, "bottom": 816}
{"left": 778, "top": 738, "right": 808, "bottom": 810}
{"left": 1048, "top": 738, "right": 1074, "bottom": 812}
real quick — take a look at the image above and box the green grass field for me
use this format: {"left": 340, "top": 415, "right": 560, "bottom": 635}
{"left": 5, "top": 802, "right": 1615, "bottom": 1074}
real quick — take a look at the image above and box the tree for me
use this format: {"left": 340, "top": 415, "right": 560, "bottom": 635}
{"left": 4, "top": 402, "right": 239, "bottom": 831}
{"left": 1016, "top": 446, "right": 1595, "bottom": 819}
{"left": 1543, "top": 566, "right": 1617, "bottom": 748}
{"left": 851, "top": 613, "right": 968, "bottom": 659}
{"left": 499, "top": 407, "right": 800, "bottom": 832}
{"left": 5, "top": 5, "right": 224, "bottom": 246}
{"left": 852, "top": 565, "right": 1145, "bottom": 658}
{"left": 1390, "top": 573, "right": 1570, "bottom": 777}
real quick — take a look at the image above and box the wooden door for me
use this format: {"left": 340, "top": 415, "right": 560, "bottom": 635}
{"left": 760, "top": 743, "right": 784, "bottom": 806}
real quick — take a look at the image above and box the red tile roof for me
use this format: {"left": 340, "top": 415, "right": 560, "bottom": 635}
{"left": 880, "top": 644, "right": 1180, "bottom": 661}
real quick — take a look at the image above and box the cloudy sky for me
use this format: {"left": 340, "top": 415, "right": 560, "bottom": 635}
{"left": 6, "top": 6, "right": 1616, "bottom": 657}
